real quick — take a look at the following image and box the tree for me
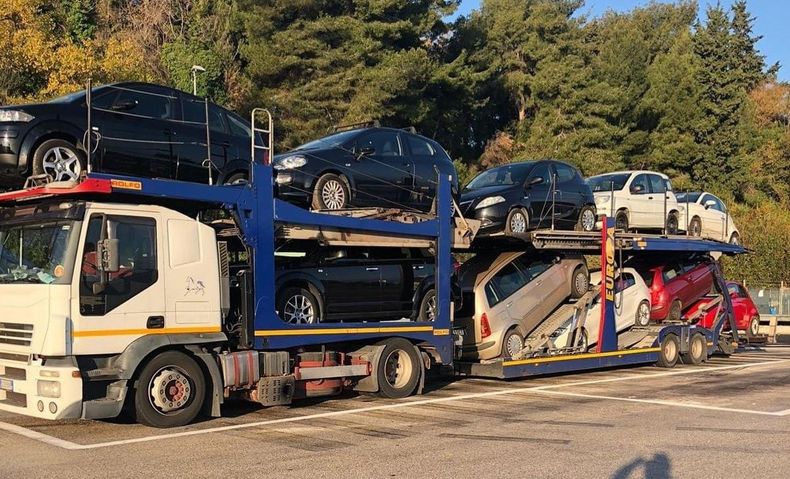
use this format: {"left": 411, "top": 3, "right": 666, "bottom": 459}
{"left": 730, "top": 0, "right": 777, "bottom": 89}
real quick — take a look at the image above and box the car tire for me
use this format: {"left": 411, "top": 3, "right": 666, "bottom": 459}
{"left": 656, "top": 333, "right": 680, "bottom": 368}
{"left": 505, "top": 208, "right": 529, "bottom": 235}
{"left": 277, "top": 287, "right": 321, "bottom": 324}
{"left": 689, "top": 217, "right": 702, "bottom": 237}
{"left": 747, "top": 316, "right": 760, "bottom": 338}
{"left": 729, "top": 232, "right": 741, "bottom": 245}
{"left": 312, "top": 173, "right": 350, "bottom": 210}
{"left": 615, "top": 211, "right": 629, "bottom": 232}
{"left": 667, "top": 300, "right": 682, "bottom": 322}
{"left": 417, "top": 288, "right": 437, "bottom": 322}
{"left": 681, "top": 333, "right": 707, "bottom": 365}
{"left": 32, "top": 139, "right": 85, "bottom": 182}
{"left": 223, "top": 172, "right": 248, "bottom": 185}
{"left": 375, "top": 338, "right": 421, "bottom": 399}
{"left": 570, "top": 264, "right": 590, "bottom": 299}
{"left": 133, "top": 350, "right": 206, "bottom": 428}
{"left": 577, "top": 328, "right": 589, "bottom": 352}
{"left": 666, "top": 212, "right": 679, "bottom": 235}
{"left": 501, "top": 328, "right": 524, "bottom": 359}
{"left": 576, "top": 205, "right": 597, "bottom": 232}
{"left": 635, "top": 300, "right": 651, "bottom": 327}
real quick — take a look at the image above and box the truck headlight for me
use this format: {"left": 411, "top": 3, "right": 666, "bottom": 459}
{"left": 37, "top": 380, "right": 61, "bottom": 398}
{"left": 475, "top": 196, "right": 506, "bottom": 210}
{"left": 274, "top": 155, "right": 307, "bottom": 170}
{"left": 0, "top": 110, "right": 35, "bottom": 123}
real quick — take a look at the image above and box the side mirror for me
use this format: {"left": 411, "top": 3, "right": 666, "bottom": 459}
{"left": 357, "top": 146, "right": 375, "bottom": 158}
{"left": 528, "top": 176, "right": 544, "bottom": 186}
{"left": 630, "top": 184, "right": 644, "bottom": 194}
{"left": 97, "top": 238, "right": 120, "bottom": 273}
{"left": 111, "top": 99, "right": 137, "bottom": 112}
{"left": 704, "top": 199, "right": 716, "bottom": 209}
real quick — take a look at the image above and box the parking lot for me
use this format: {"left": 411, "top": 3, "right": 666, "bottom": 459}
{"left": 0, "top": 344, "right": 788, "bottom": 478}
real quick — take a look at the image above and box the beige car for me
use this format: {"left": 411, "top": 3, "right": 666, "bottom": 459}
{"left": 456, "top": 251, "right": 589, "bottom": 360}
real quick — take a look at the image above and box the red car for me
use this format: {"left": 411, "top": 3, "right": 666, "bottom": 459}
{"left": 640, "top": 257, "right": 714, "bottom": 322}
{"left": 690, "top": 282, "right": 761, "bottom": 336}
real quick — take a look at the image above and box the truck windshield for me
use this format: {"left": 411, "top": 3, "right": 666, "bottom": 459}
{"left": 0, "top": 221, "right": 78, "bottom": 284}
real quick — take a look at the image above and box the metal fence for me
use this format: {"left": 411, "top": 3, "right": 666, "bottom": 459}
{"left": 742, "top": 281, "right": 790, "bottom": 317}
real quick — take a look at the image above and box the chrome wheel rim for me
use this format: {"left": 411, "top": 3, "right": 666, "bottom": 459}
{"left": 637, "top": 302, "right": 650, "bottom": 326}
{"left": 42, "top": 146, "right": 81, "bottom": 181}
{"left": 148, "top": 366, "right": 192, "bottom": 415}
{"left": 574, "top": 271, "right": 588, "bottom": 295}
{"left": 425, "top": 294, "right": 437, "bottom": 321}
{"left": 505, "top": 333, "right": 523, "bottom": 357}
{"left": 321, "top": 179, "right": 345, "bottom": 210}
{"left": 283, "top": 294, "right": 317, "bottom": 324}
{"left": 581, "top": 209, "right": 596, "bottom": 231}
{"left": 510, "top": 211, "right": 527, "bottom": 233}
{"left": 383, "top": 349, "right": 413, "bottom": 389}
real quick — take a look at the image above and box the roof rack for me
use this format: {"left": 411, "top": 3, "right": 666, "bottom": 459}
{"left": 330, "top": 120, "right": 380, "bottom": 133}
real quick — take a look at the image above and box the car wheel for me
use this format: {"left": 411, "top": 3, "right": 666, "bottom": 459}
{"left": 277, "top": 287, "right": 320, "bottom": 324}
{"left": 680, "top": 333, "right": 707, "bottom": 365}
{"left": 747, "top": 316, "right": 760, "bottom": 337}
{"left": 576, "top": 205, "right": 597, "bottom": 232}
{"left": 133, "top": 350, "right": 206, "bottom": 428}
{"left": 729, "top": 232, "right": 741, "bottom": 245}
{"left": 615, "top": 211, "right": 629, "bottom": 232}
{"left": 376, "top": 338, "right": 421, "bottom": 399}
{"left": 505, "top": 208, "right": 529, "bottom": 235}
{"left": 312, "top": 173, "right": 350, "bottom": 210}
{"left": 501, "top": 328, "right": 524, "bottom": 359}
{"left": 570, "top": 264, "right": 590, "bottom": 299}
{"left": 635, "top": 300, "right": 651, "bottom": 327}
{"left": 689, "top": 217, "right": 702, "bottom": 237}
{"left": 667, "top": 300, "right": 682, "bottom": 322}
{"left": 656, "top": 333, "right": 680, "bottom": 368}
{"left": 665, "top": 212, "right": 679, "bottom": 235}
{"left": 418, "top": 288, "right": 437, "bottom": 322}
{"left": 577, "top": 328, "right": 589, "bottom": 351}
{"left": 223, "top": 172, "right": 248, "bottom": 185}
{"left": 32, "top": 139, "right": 84, "bottom": 182}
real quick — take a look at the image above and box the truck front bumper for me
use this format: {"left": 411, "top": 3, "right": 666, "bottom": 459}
{"left": 0, "top": 354, "right": 83, "bottom": 420}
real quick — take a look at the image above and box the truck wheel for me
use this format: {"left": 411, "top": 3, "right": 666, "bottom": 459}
{"left": 667, "top": 300, "right": 682, "bottom": 322}
{"left": 656, "top": 334, "right": 679, "bottom": 368}
{"left": 376, "top": 338, "right": 421, "bottom": 399}
{"left": 681, "top": 333, "right": 706, "bottom": 365}
{"left": 417, "top": 288, "right": 437, "bottom": 322}
{"left": 635, "top": 300, "right": 651, "bottom": 327}
{"left": 570, "top": 264, "right": 590, "bottom": 299}
{"left": 133, "top": 350, "right": 206, "bottom": 428}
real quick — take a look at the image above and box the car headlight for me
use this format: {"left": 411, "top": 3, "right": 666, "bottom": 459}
{"left": 0, "top": 110, "right": 35, "bottom": 123}
{"left": 273, "top": 155, "right": 307, "bottom": 170}
{"left": 475, "top": 196, "right": 506, "bottom": 210}
{"left": 595, "top": 196, "right": 610, "bottom": 205}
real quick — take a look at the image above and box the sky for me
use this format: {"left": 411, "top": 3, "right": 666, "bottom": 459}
{"left": 450, "top": 0, "right": 788, "bottom": 81}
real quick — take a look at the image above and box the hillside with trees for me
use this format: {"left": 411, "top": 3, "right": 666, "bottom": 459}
{"left": 1, "top": 0, "right": 788, "bottom": 281}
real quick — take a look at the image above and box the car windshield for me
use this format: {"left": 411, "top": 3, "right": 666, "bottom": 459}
{"left": 464, "top": 163, "right": 534, "bottom": 190}
{"left": 293, "top": 130, "right": 360, "bottom": 151}
{"left": 0, "top": 220, "right": 78, "bottom": 284}
{"left": 587, "top": 173, "right": 631, "bottom": 192}
{"left": 676, "top": 192, "right": 702, "bottom": 203}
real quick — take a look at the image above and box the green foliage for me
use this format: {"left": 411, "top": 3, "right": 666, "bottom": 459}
{"left": 62, "top": 0, "right": 97, "bottom": 44}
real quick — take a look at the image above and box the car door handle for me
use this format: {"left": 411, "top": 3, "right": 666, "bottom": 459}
{"left": 163, "top": 129, "right": 175, "bottom": 136}
{"left": 146, "top": 316, "right": 165, "bottom": 329}
{"left": 413, "top": 265, "right": 424, "bottom": 270}
{"left": 366, "top": 267, "right": 379, "bottom": 272}
{"left": 535, "top": 280, "right": 543, "bottom": 286}
{"left": 648, "top": 196, "right": 654, "bottom": 200}
{"left": 220, "top": 141, "right": 231, "bottom": 147}
{"left": 506, "top": 302, "right": 513, "bottom": 308}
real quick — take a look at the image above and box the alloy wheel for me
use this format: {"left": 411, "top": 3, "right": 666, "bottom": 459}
{"left": 425, "top": 294, "right": 437, "bottom": 321}
{"left": 42, "top": 146, "right": 81, "bottom": 182}
{"left": 637, "top": 302, "right": 651, "bottom": 326}
{"left": 283, "top": 294, "right": 317, "bottom": 324}
{"left": 510, "top": 211, "right": 527, "bottom": 233}
{"left": 321, "top": 179, "right": 346, "bottom": 210}
{"left": 506, "top": 333, "right": 524, "bottom": 357}
{"left": 581, "top": 209, "right": 596, "bottom": 232}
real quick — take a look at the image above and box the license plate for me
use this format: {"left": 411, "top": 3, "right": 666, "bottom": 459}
{"left": 0, "top": 378, "right": 12, "bottom": 392}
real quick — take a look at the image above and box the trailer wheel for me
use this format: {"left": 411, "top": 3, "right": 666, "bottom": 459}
{"left": 376, "top": 338, "right": 421, "bottom": 399}
{"left": 133, "top": 350, "right": 206, "bottom": 428}
{"left": 656, "top": 334, "right": 680, "bottom": 368}
{"left": 681, "top": 333, "right": 706, "bottom": 365}
{"left": 635, "top": 300, "right": 651, "bottom": 327}
{"left": 570, "top": 264, "right": 590, "bottom": 299}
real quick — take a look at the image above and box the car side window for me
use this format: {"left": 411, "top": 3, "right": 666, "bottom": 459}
{"left": 182, "top": 97, "right": 208, "bottom": 124}
{"left": 630, "top": 174, "right": 650, "bottom": 195}
{"left": 112, "top": 88, "right": 175, "bottom": 120}
{"left": 91, "top": 89, "right": 119, "bottom": 109}
{"left": 517, "top": 257, "right": 552, "bottom": 282}
{"left": 530, "top": 163, "right": 552, "bottom": 185}
{"left": 406, "top": 135, "right": 434, "bottom": 156}
{"left": 617, "top": 272, "right": 636, "bottom": 292}
{"left": 662, "top": 264, "right": 679, "bottom": 282}
{"left": 486, "top": 263, "right": 526, "bottom": 306}
{"left": 80, "top": 215, "right": 158, "bottom": 316}
{"left": 713, "top": 197, "right": 725, "bottom": 213}
{"left": 554, "top": 163, "right": 577, "bottom": 183}
{"left": 357, "top": 132, "right": 401, "bottom": 157}
{"left": 226, "top": 113, "right": 251, "bottom": 137}
{"left": 648, "top": 175, "right": 666, "bottom": 193}
{"left": 208, "top": 105, "right": 228, "bottom": 134}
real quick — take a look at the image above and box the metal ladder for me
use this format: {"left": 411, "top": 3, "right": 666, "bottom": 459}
{"left": 251, "top": 108, "right": 274, "bottom": 183}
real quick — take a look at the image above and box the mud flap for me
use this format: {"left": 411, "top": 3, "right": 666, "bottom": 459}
{"left": 350, "top": 344, "right": 386, "bottom": 393}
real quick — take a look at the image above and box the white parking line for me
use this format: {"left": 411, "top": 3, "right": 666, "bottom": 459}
{"left": 0, "top": 358, "right": 788, "bottom": 450}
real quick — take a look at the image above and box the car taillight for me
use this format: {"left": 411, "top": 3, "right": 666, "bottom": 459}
{"left": 480, "top": 312, "right": 491, "bottom": 339}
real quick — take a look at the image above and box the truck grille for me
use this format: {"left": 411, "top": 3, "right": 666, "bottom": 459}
{"left": 0, "top": 322, "right": 34, "bottom": 347}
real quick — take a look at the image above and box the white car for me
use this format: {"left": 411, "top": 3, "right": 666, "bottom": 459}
{"left": 587, "top": 170, "right": 680, "bottom": 234}
{"left": 552, "top": 268, "right": 651, "bottom": 350}
{"left": 677, "top": 192, "right": 740, "bottom": 244}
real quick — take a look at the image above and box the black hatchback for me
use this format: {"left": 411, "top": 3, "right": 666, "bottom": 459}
{"left": 0, "top": 82, "right": 253, "bottom": 186}
{"left": 273, "top": 126, "right": 458, "bottom": 212}
{"left": 459, "top": 160, "right": 596, "bottom": 235}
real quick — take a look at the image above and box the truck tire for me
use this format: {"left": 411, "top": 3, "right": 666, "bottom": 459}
{"left": 681, "top": 333, "right": 706, "bottom": 365}
{"left": 376, "top": 338, "right": 421, "bottom": 399}
{"left": 133, "top": 350, "right": 206, "bottom": 428}
{"left": 656, "top": 334, "right": 679, "bottom": 368}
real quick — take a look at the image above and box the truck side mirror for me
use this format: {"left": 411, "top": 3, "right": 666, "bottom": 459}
{"left": 98, "top": 238, "right": 120, "bottom": 273}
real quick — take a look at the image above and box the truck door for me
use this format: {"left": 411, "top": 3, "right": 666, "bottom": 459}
{"left": 72, "top": 212, "right": 165, "bottom": 354}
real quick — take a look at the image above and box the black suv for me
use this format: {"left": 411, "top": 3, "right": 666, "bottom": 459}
{"left": 0, "top": 82, "right": 253, "bottom": 186}
{"left": 274, "top": 242, "right": 459, "bottom": 324}
{"left": 460, "top": 160, "right": 596, "bottom": 235}
{"left": 273, "top": 126, "right": 458, "bottom": 212}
